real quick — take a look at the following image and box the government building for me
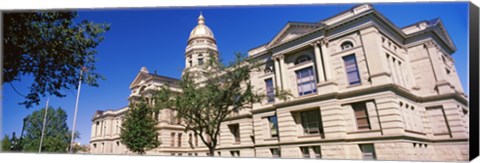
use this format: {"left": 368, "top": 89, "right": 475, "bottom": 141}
{"left": 89, "top": 4, "right": 470, "bottom": 161}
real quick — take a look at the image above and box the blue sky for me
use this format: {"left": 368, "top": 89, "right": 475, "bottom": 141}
{"left": 2, "top": 2, "right": 469, "bottom": 146}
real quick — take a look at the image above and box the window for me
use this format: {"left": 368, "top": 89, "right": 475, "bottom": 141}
{"left": 343, "top": 54, "right": 361, "bottom": 85}
{"left": 359, "top": 144, "right": 376, "bottom": 160}
{"left": 188, "top": 133, "right": 193, "bottom": 146}
{"left": 265, "top": 78, "right": 275, "bottom": 103}
{"left": 194, "top": 153, "right": 198, "bottom": 156}
{"left": 189, "top": 60, "right": 192, "bottom": 67}
{"left": 195, "top": 133, "right": 199, "bottom": 146}
{"left": 268, "top": 115, "right": 279, "bottom": 137}
{"left": 300, "top": 109, "right": 323, "bottom": 135}
{"left": 178, "top": 133, "right": 182, "bottom": 147}
{"left": 300, "top": 146, "right": 321, "bottom": 158}
{"left": 300, "top": 147, "right": 310, "bottom": 158}
{"left": 217, "top": 151, "right": 221, "bottom": 156}
{"left": 228, "top": 124, "right": 240, "bottom": 143}
{"left": 116, "top": 141, "right": 120, "bottom": 146}
{"left": 352, "top": 102, "right": 371, "bottom": 130}
{"left": 341, "top": 41, "right": 354, "bottom": 50}
{"left": 295, "top": 55, "right": 312, "bottom": 65}
{"left": 178, "top": 153, "right": 183, "bottom": 156}
{"left": 171, "top": 133, "right": 175, "bottom": 147}
{"left": 312, "top": 146, "right": 321, "bottom": 158}
{"left": 230, "top": 151, "right": 240, "bottom": 157}
{"left": 198, "top": 58, "right": 204, "bottom": 65}
{"left": 296, "top": 67, "right": 317, "bottom": 96}
{"left": 188, "top": 153, "right": 192, "bottom": 156}
{"left": 270, "top": 148, "right": 281, "bottom": 158}
{"left": 93, "top": 143, "right": 97, "bottom": 148}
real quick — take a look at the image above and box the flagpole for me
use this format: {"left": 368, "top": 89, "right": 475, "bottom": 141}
{"left": 69, "top": 69, "right": 83, "bottom": 153}
{"left": 39, "top": 97, "right": 49, "bottom": 153}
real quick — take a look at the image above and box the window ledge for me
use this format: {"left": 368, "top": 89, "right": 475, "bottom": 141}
{"left": 347, "top": 129, "right": 381, "bottom": 134}
{"left": 264, "top": 137, "right": 279, "bottom": 141}
{"left": 298, "top": 134, "right": 322, "bottom": 138}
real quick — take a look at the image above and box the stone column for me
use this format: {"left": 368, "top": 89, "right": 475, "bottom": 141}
{"left": 319, "top": 38, "right": 333, "bottom": 81}
{"left": 278, "top": 54, "right": 288, "bottom": 90}
{"left": 316, "top": 38, "right": 338, "bottom": 93}
{"left": 273, "top": 55, "right": 283, "bottom": 89}
{"left": 311, "top": 41, "right": 325, "bottom": 83}
{"left": 359, "top": 27, "right": 391, "bottom": 85}
{"left": 425, "top": 41, "right": 453, "bottom": 94}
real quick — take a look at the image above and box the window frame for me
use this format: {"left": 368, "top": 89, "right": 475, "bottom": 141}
{"left": 352, "top": 102, "right": 371, "bottom": 130}
{"left": 299, "top": 109, "right": 323, "bottom": 135}
{"left": 294, "top": 55, "right": 313, "bottom": 65}
{"left": 295, "top": 67, "right": 317, "bottom": 96}
{"left": 228, "top": 124, "right": 241, "bottom": 144}
{"left": 341, "top": 41, "right": 354, "bottom": 50}
{"left": 265, "top": 78, "right": 275, "bottom": 103}
{"left": 270, "top": 148, "right": 281, "bottom": 158}
{"left": 343, "top": 54, "right": 361, "bottom": 86}
{"left": 359, "top": 144, "right": 376, "bottom": 160}
{"left": 268, "top": 115, "right": 279, "bottom": 138}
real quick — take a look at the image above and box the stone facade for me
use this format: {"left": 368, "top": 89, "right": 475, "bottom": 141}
{"left": 89, "top": 4, "right": 469, "bottom": 161}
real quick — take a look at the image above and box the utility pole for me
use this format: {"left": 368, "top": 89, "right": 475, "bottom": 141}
{"left": 69, "top": 68, "right": 85, "bottom": 153}
{"left": 39, "top": 98, "right": 49, "bottom": 153}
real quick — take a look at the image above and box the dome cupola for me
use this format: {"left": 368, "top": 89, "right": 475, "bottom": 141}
{"left": 188, "top": 13, "right": 215, "bottom": 43}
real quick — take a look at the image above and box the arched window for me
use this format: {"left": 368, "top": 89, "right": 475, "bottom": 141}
{"left": 139, "top": 85, "right": 146, "bottom": 93}
{"left": 198, "top": 54, "right": 204, "bottom": 65}
{"left": 294, "top": 55, "right": 312, "bottom": 65}
{"left": 341, "top": 41, "right": 354, "bottom": 50}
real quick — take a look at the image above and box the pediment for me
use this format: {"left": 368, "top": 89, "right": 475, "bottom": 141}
{"left": 432, "top": 20, "right": 456, "bottom": 51}
{"left": 129, "top": 72, "right": 151, "bottom": 89}
{"left": 266, "top": 22, "right": 320, "bottom": 48}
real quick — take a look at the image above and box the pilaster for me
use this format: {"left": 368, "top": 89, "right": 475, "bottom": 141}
{"left": 359, "top": 27, "right": 391, "bottom": 85}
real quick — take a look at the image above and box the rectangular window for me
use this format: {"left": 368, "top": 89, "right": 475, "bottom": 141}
{"left": 312, "top": 146, "right": 321, "bottom": 158}
{"left": 268, "top": 115, "right": 279, "bottom": 137}
{"left": 195, "top": 133, "right": 198, "bottom": 146}
{"left": 343, "top": 54, "right": 361, "bottom": 85}
{"left": 198, "top": 58, "right": 204, "bottom": 65}
{"left": 265, "top": 78, "right": 275, "bottom": 103}
{"left": 352, "top": 102, "right": 371, "bottom": 130}
{"left": 228, "top": 124, "right": 240, "bottom": 144}
{"left": 270, "top": 148, "right": 281, "bottom": 158}
{"left": 171, "top": 133, "right": 175, "bottom": 147}
{"left": 300, "top": 147, "right": 310, "bottom": 158}
{"left": 230, "top": 151, "right": 240, "bottom": 157}
{"left": 300, "top": 109, "right": 323, "bottom": 135}
{"left": 178, "top": 133, "right": 182, "bottom": 147}
{"left": 359, "top": 144, "right": 376, "bottom": 160}
{"left": 296, "top": 67, "right": 317, "bottom": 96}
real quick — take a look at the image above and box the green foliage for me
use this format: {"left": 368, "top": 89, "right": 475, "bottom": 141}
{"left": 3, "top": 11, "right": 110, "bottom": 108}
{"left": 153, "top": 53, "right": 291, "bottom": 156}
{"left": 120, "top": 101, "right": 160, "bottom": 155}
{"left": 21, "top": 107, "right": 78, "bottom": 153}
{"left": 1, "top": 135, "right": 12, "bottom": 152}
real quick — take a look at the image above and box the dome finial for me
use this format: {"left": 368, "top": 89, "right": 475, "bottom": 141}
{"left": 198, "top": 12, "right": 205, "bottom": 25}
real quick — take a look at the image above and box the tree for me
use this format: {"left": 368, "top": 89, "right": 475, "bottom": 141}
{"left": 21, "top": 107, "right": 78, "bottom": 153}
{"left": 1, "top": 135, "right": 12, "bottom": 152}
{"left": 3, "top": 11, "right": 110, "bottom": 108}
{"left": 120, "top": 101, "right": 160, "bottom": 155}
{"left": 153, "top": 53, "right": 291, "bottom": 156}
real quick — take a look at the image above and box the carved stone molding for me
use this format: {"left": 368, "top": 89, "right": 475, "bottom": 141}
{"left": 424, "top": 41, "right": 437, "bottom": 49}
{"left": 320, "top": 37, "right": 329, "bottom": 46}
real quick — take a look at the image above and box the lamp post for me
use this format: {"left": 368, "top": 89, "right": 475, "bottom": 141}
{"left": 69, "top": 67, "right": 85, "bottom": 153}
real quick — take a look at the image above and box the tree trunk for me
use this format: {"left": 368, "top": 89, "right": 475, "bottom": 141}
{"left": 208, "top": 146, "right": 215, "bottom": 157}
